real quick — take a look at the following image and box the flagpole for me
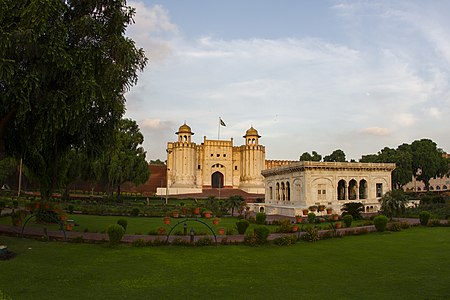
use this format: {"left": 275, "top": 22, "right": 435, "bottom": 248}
{"left": 218, "top": 117, "right": 220, "bottom": 140}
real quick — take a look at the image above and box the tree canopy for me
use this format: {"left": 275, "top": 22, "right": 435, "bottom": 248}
{"left": 324, "top": 149, "right": 346, "bottom": 162}
{"left": 300, "top": 151, "right": 322, "bottom": 162}
{"left": 94, "top": 118, "right": 149, "bottom": 197}
{"left": 0, "top": 0, "right": 147, "bottom": 198}
{"left": 360, "top": 145, "right": 413, "bottom": 189}
{"left": 411, "top": 139, "right": 448, "bottom": 190}
{"left": 360, "top": 139, "right": 448, "bottom": 190}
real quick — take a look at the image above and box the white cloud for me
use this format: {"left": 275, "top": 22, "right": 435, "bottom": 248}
{"left": 124, "top": 2, "right": 450, "bottom": 160}
{"left": 361, "top": 127, "right": 390, "bottom": 136}
{"left": 396, "top": 113, "right": 416, "bottom": 127}
{"left": 140, "top": 118, "right": 172, "bottom": 130}
{"left": 126, "top": 2, "right": 179, "bottom": 62}
{"left": 129, "top": 2, "right": 178, "bottom": 34}
{"left": 425, "top": 107, "right": 441, "bottom": 118}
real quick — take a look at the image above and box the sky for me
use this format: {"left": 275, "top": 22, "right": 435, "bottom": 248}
{"left": 124, "top": 0, "right": 450, "bottom": 162}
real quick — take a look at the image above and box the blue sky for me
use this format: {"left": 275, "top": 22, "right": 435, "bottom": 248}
{"left": 124, "top": 0, "right": 450, "bottom": 161}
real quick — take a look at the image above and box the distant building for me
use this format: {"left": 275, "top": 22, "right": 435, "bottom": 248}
{"left": 403, "top": 175, "right": 450, "bottom": 192}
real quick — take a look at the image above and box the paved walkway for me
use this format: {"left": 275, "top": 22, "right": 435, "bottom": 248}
{"left": 0, "top": 217, "right": 428, "bottom": 245}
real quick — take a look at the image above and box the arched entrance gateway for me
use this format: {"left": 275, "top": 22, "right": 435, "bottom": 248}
{"left": 211, "top": 171, "right": 224, "bottom": 188}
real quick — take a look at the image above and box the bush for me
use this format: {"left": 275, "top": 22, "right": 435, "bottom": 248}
{"left": 419, "top": 211, "right": 431, "bottom": 226}
{"left": 273, "top": 235, "right": 297, "bottom": 246}
{"left": 0, "top": 289, "right": 12, "bottom": 300}
{"left": 195, "top": 237, "right": 214, "bottom": 246}
{"left": 226, "top": 227, "right": 237, "bottom": 235}
{"left": 275, "top": 219, "right": 293, "bottom": 233}
{"left": 399, "top": 221, "right": 410, "bottom": 229}
{"left": 253, "top": 226, "right": 270, "bottom": 244}
{"left": 343, "top": 215, "right": 353, "bottom": 228}
{"left": 236, "top": 219, "right": 250, "bottom": 234}
{"left": 12, "top": 200, "right": 18, "bottom": 208}
{"left": 132, "top": 239, "right": 147, "bottom": 247}
{"left": 302, "top": 226, "right": 319, "bottom": 242}
{"left": 373, "top": 215, "right": 388, "bottom": 232}
{"left": 255, "top": 212, "right": 267, "bottom": 225}
{"left": 243, "top": 234, "right": 258, "bottom": 246}
{"left": 427, "top": 219, "right": 441, "bottom": 227}
{"left": 307, "top": 212, "right": 316, "bottom": 223}
{"left": 11, "top": 210, "right": 27, "bottom": 227}
{"left": 130, "top": 207, "right": 140, "bottom": 216}
{"left": 171, "top": 237, "right": 190, "bottom": 246}
{"left": 107, "top": 224, "right": 125, "bottom": 246}
{"left": 389, "top": 222, "right": 402, "bottom": 232}
{"left": 353, "top": 228, "right": 369, "bottom": 235}
{"left": 117, "top": 219, "right": 128, "bottom": 231}
{"left": 70, "top": 236, "right": 84, "bottom": 243}
{"left": 68, "top": 205, "right": 74, "bottom": 214}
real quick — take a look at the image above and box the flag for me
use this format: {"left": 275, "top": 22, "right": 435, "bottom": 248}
{"left": 219, "top": 118, "right": 226, "bottom": 126}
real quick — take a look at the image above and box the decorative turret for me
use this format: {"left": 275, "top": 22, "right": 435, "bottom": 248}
{"left": 243, "top": 126, "right": 260, "bottom": 145}
{"left": 176, "top": 123, "right": 194, "bottom": 143}
{"left": 239, "top": 126, "right": 265, "bottom": 192}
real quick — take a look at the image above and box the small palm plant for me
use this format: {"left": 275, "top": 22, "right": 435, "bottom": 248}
{"left": 379, "top": 189, "right": 408, "bottom": 220}
{"left": 341, "top": 202, "right": 364, "bottom": 219}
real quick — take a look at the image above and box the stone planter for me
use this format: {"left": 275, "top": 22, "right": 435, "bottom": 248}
{"left": 218, "top": 227, "right": 225, "bottom": 235}
{"left": 163, "top": 217, "right": 171, "bottom": 225}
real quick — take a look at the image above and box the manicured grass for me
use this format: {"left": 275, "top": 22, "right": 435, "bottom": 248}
{"left": 1, "top": 227, "right": 449, "bottom": 299}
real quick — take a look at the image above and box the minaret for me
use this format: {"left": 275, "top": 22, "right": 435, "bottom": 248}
{"left": 170, "top": 123, "right": 197, "bottom": 187}
{"left": 239, "top": 126, "right": 265, "bottom": 191}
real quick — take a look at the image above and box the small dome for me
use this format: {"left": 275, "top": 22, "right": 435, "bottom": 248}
{"left": 243, "top": 126, "right": 260, "bottom": 138}
{"left": 176, "top": 123, "right": 194, "bottom": 135}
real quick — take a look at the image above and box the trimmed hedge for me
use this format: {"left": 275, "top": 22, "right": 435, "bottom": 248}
{"left": 373, "top": 215, "right": 388, "bottom": 232}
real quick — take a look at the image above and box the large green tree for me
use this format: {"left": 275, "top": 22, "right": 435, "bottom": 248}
{"left": 360, "top": 146, "right": 413, "bottom": 189}
{"left": 300, "top": 151, "right": 322, "bottom": 162}
{"left": 0, "top": 0, "right": 147, "bottom": 198}
{"left": 95, "top": 118, "right": 149, "bottom": 197}
{"left": 360, "top": 139, "right": 447, "bottom": 190}
{"left": 0, "top": 156, "right": 16, "bottom": 185}
{"left": 411, "top": 139, "right": 448, "bottom": 190}
{"left": 324, "top": 149, "right": 346, "bottom": 162}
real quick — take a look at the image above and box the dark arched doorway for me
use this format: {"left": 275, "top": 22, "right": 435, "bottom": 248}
{"left": 211, "top": 171, "right": 224, "bottom": 188}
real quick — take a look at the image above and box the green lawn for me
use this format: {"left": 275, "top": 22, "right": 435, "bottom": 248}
{"left": 1, "top": 227, "right": 449, "bottom": 299}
